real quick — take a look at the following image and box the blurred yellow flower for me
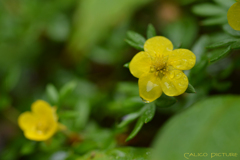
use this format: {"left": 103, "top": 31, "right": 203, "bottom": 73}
{"left": 129, "top": 36, "right": 196, "bottom": 102}
{"left": 18, "top": 100, "right": 58, "bottom": 141}
{"left": 227, "top": 1, "right": 240, "bottom": 31}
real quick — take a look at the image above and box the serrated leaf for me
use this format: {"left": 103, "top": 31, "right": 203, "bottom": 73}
{"left": 185, "top": 83, "right": 196, "bottom": 93}
{"left": 155, "top": 94, "right": 177, "bottom": 108}
{"left": 206, "top": 39, "right": 237, "bottom": 49}
{"left": 123, "top": 62, "right": 130, "bottom": 68}
{"left": 230, "top": 40, "right": 240, "bottom": 49}
{"left": 223, "top": 24, "right": 240, "bottom": 37}
{"left": 142, "top": 103, "right": 156, "bottom": 123}
{"left": 209, "top": 46, "right": 231, "bottom": 63}
{"left": 126, "top": 116, "right": 144, "bottom": 142}
{"left": 127, "top": 31, "right": 146, "bottom": 45}
{"left": 125, "top": 39, "right": 144, "bottom": 50}
{"left": 192, "top": 3, "right": 226, "bottom": 16}
{"left": 46, "top": 84, "right": 59, "bottom": 104}
{"left": 147, "top": 24, "right": 156, "bottom": 39}
{"left": 201, "top": 16, "right": 227, "bottom": 26}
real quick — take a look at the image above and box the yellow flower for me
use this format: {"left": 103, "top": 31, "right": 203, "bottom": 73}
{"left": 129, "top": 36, "right": 196, "bottom": 102}
{"left": 227, "top": 1, "right": 240, "bottom": 31}
{"left": 18, "top": 100, "right": 58, "bottom": 141}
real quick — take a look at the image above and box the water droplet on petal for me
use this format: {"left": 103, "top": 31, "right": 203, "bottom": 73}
{"left": 141, "top": 97, "right": 150, "bottom": 103}
{"left": 178, "top": 81, "right": 186, "bottom": 88}
{"left": 175, "top": 73, "right": 182, "bottom": 79}
{"left": 170, "top": 72, "right": 175, "bottom": 79}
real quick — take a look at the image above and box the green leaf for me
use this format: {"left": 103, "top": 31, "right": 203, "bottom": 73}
{"left": 201, "top": 16, "right": 227, "bottom": 26}
{"left": 20, "top": 141, "right": 36, "bottom": 155}
{"left": 123, "top": 62, "right": 130, "bottom": 68}
{"left": 118, "top": 112, "right": 140, "bottom": 128}
{"left": 223, "top": 24, "right": 240, "bottom": 37}
{"left": 125, "top": 39, "right": 144, "bottom": 50}
{"left": 127, "top": 31, "right": 146, "bottom": 45}
{"left": 77, "top": 147, "right": 151, "bottom": 160}
{"left": 151, "top": 95, "right": 240, "bottom": 160}
{"left": 141, "top": 103, "right": 156, "bottom": 123}
{"left": 192, "top": 3, "right": 226, "bottom": 16}
{"left": 125, "top": 117, "right": 144, "bottom": 142}
{"left": 126, "top": 103, "right": 155, "bottom": 141}
{"left": 75, "top": 100, "right": 90, "bottom": 130}
{"left": 230, "top": 40, "right": 240, "bottom": 49}
{"left": 206, "top": 39, "right": 237, "bottom": 49}
{"left": 147, "top": 24, "right": 156, "bottom": 39}
{"left": 155, "top": 94, "right": 177, "bottom": 108}
{"left": 191, "top": 35, "right": 210, "bottom": 64}
{"left": 185, "top": 83, "right": 196, "bottom": 93}
{"left": 59, "top": 81, "right": 77, "bottom": 100}
{"left": 46, "top": 84, "right": 59, "bottom": 104}
{"left": 209, "top": 46, "right": 231, "bottom": 63}
{"left": 213, "top": 0, "right": 235, "bottom": 9}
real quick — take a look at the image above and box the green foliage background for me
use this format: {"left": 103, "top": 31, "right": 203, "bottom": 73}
{"left": 0, "top": 0, "right": 240, "bottom": 159}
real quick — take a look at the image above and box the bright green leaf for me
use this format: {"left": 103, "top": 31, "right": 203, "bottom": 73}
{"left": 123, "top": 62, "right": 130, "bottom": 68}
{"left": 118, "top": 112, "right": 140, "bottom": 128}
{"left": 223, "top": 24, "right": 240, "bottom": 37}
{"left": 125, "top": 117, "right": 144, "bottom": 142}
{"left": 141, "top": 103, "right": 156, "bottom": 123}
{"left": 125, "top": 103, "right": 155, "bottom": 141}
{"left": 201, "top": 16, "right": 227, "bottom": 26}
{"left": 155, "top": 94, "right": 177, "bottom": 108}
{"left": 206, "top": 39, "right": 237, "bottom": 49}
{"left": 75, "top": 100, "right": 90, "bottom": 130}
{"left": 230, "top": 40, "right": 240, "bottom": 49}
{"left": 127, "top": 31, "right": 146, "bottom": 45}
{"left": 185, "top": 83, "right": 196, "bottom": 93}
{"left": 46, "top": 84, "right": 59, "bottom": 105}
{"left": 213, "top": 0, "right": 235, "bottom": 9}
{"left": 209, "top": 46, "right": 231, "bottom": 63}
{"left": 125, "top": 39, "right": 144, "bottom": 50}
{"left": 192, "top": 3, "right": 226, "bottom": 16}
{"left": 147, "top": 24, "right": 156, "bottom": 39}
{"left": 151, "top": 96, "right": 240, "bottom": 160}
{"left": 59, "top": 81, "right": 77, "bottom": 100}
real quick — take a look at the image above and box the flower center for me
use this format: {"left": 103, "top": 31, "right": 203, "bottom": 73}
{"left": 150, "top": 54, "right": 168, "bottom": 76}
{"left": 36, "top": 120, "right": 50, "bottom": 134}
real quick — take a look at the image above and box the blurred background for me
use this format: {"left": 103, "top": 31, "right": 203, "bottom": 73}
{"left": 0, "top": 0, "right": 240, "bottom": 159}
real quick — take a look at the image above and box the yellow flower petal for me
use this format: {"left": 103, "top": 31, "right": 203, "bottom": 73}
{"left": 24, "top": 121, "right": 58, "bottom": 141}
{"left": 160, "top": 69, "right": 188, "bottom": 96}
{"left": 31, "top": 100, "right": 56, "bottom": 118}
{"left": 18, "top": 112, "right": 37, "bottom": 131}
{"left": 129, "top": 51, "right": 152, "bottom": 78}
{"left": 168, "top": 49, "right": 196, "bottom": 70}
{"left": 227, "top": 2, "right": 240, "bottom": 31}
{"left": 138, "top": 73, "right": 162, "bottom": 102}
{"left": 144, "top": 36, "right": 173, "bottom": 57}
